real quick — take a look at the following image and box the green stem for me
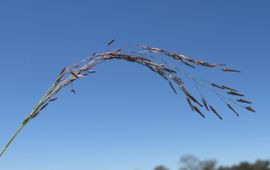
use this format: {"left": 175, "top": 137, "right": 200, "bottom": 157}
{"left": 0, "top": 119, "right": 29, "bottom": 157}
{"left": 0, "top": 77, "right": 68, "bottom": 158}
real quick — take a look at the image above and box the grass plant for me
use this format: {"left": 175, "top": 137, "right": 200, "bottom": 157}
{"left": 0, "top": 43, "right": 255, "bottom": 158}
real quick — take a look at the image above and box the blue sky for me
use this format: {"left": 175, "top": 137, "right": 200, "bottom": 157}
{"left": 0, "top": 0, "right": 269, "bottom": 170}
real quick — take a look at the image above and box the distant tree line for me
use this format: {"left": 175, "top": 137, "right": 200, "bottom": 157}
{"left": 153, "top": 155, "right": 270, "bottom": 170}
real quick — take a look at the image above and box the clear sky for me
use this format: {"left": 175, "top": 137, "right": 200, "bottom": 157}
{"left": 0, "top": 1, "right": 269, "bottom": 170}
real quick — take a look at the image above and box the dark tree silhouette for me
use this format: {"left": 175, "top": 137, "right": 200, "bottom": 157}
{"left": 176, "top": 155, "right": 270, "bottom": 170}
{"left": 154, "top": 165, "right": 170, "bottom": 170}
{"left": 218, "top": 160, "right": 270, "bottom": 170}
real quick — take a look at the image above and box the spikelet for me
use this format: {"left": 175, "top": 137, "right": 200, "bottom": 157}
{"left": 227, "top": 104, "right": 239, "bottom": 117}
{"left": 49, "top": 97, "right": 58, "bottom": 102}
{"left": 202, "top": 98, "right": 209, "bottom": 111}
{"left": 168, "top": 81, "right": 177, "bottom": 94}
{"left": 227, "top": 91, "right": 244, "bottom": 97}
{"left": 246, "top": 106, "right": 256, "bottom": 112}
{"left": 222, "top": 68, "right": 240, "bottom": 73}
{"left": 237, "top": 98, "right": 252, "bottom": 104}
{"left": 70, "top": 89, "right": 76, "bottom": 94}
{"left": 193, "top": 106, "right": 205, "bottom": 118}
{"left": 107, "top": 39, "right": 115, "bottom": 46}
{"left": 209, "top": 105, "right": 223, "bottom": 120}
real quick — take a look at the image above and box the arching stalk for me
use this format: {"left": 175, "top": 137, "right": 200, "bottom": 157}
{"left": 0, "top": 45, "right": 255, "bottom": 158}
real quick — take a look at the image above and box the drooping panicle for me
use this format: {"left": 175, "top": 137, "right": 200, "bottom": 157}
{"left": 0, "top": 43, "right": 255, "bottom": 158}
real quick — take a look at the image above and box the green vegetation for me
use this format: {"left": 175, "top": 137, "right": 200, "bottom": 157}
{"left": 154, "top": 155, "right": 269, "bottom": 170}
